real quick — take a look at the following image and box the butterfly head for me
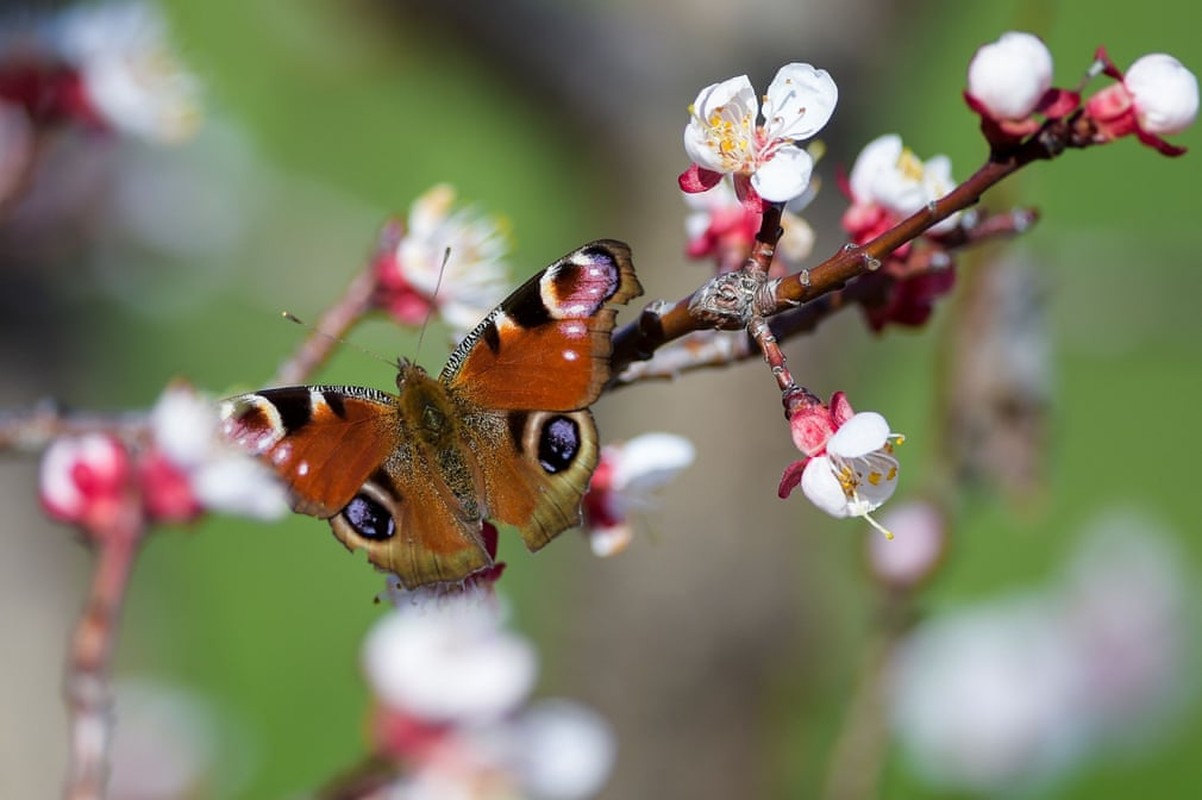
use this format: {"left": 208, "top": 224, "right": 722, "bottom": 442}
{"left": 394, "top": 357, "right": 429, "bottom": 391}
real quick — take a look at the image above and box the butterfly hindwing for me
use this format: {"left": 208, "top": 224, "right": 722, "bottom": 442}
{"left": 460, "top": 407, "right": 599, "bottom": 552}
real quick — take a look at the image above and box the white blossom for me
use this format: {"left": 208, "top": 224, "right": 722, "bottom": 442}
{"left": 377, "top": 184, "right": 511, "bottom": 337}
{"left": 798, "top": 411, "right": 901, "bottom": 536}
{"left": 364, "top": 593, "right": 537, "bottom": 723}
{"left": 683, "top": 63, "right": 836, "bottom": 204}
{"left": 53, "top": 1, "right": 201, "bottom": 142}
{"left": 586, "top": 433, "right": 695, "bottom": 557}
{"left": 155, "top": 385, "right": 289, "bottom": 520}
{"left": 848, "top": 134, "right": 960, "bottom": 234}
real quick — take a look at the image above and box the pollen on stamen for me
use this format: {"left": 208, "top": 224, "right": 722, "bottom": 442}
{"left": 862, "top": 511, "right": 895, "bottom": 540}
{"left": 868, "top": 471, "right": 883, "bottom": 486}
{"left": 897, "top": 148, "right": 925, "bottom": 182}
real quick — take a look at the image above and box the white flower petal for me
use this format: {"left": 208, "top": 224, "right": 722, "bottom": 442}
{"left": 692, "top": 75, "right": 758, "bottom": 128}
{"left": 684, "top": 75, "right": 758, "bottom": 171}
{"left": 762, "top": 63, "right": 838, "bottom": 140}
{"left": 191, "top": 456, "right": 289, "bottom": 521}
{"left": 827, "top": 412, "right": 891, "bottom": 459}
{"left": 589, "top": 523, "right": 633, "bottom": 558}
{"left": 848, "top": 134, "right": 903, "bottom": 204}
{"left": 152, "top": 385, "right": 220, "bottom": 468}
{"left": 841, "top": 448, "right": 900, "bottom": 514}
{"left": 799, "top": 456, "right": 852, "bottom": 518}
{"left": 1126, "top": 53, "right": 1199, "bottom": 136}
{"left": 610, "top": 433, "right": 696, "bottom": 495}
{"left": 750, "top": 144, "right": 814, "bottom": 203}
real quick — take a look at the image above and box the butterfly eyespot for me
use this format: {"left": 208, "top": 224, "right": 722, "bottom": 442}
{"left": 538, "top": 415, "right": 580, "bottom": 474}
{"left": 342, "top": 494, "right": 395, "bottom": 540}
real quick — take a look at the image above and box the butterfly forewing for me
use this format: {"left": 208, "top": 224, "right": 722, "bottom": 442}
{"left": 222, "top": 386, "right": 397, "bottom": 517}
{"left": 440, "top": 240, "right": 641, "bottom": 411}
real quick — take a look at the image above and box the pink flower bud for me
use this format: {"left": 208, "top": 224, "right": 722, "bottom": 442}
{"left": 40, "top": 433, "right": 132, "bottom": 529}
{"left": 1125, "top": 53, "right": 1198, "bottom": 136}
{"left": 865, "top": 501, "right": 946, "bottom": 588}
{"left": 967, "top": 32, "right": 1053, "bottom": 121}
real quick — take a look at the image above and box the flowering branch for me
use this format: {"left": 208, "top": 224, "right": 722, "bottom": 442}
{"left": 613, "top": 148, "right": 1050, "bottom": 380}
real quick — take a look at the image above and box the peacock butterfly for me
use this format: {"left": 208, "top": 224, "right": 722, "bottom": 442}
{"left": 220, "top": 240, "right": 641, "bottom": 588}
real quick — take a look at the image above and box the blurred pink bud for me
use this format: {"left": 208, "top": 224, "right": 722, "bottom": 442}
{"left": 137, "top": 449, "right": 203, "bottom": 523}
{"left": 40, "top": 433, "right": 133, "bottom": 531}
{"left": 865, "top": 501, "right": 946, "bottom": 588}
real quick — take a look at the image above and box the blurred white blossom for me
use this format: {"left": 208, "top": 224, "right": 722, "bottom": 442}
{"left": 890, "top": 510, "right": 1194, "bottom": 793}
{"left": 365, "top": 590, "right": 616, "bottom": 799}
{"left": 53, "top": 1, "right": 201, "bottom": 142}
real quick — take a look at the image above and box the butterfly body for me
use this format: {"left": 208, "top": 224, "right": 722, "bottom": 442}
{"left": 222, "top": 240, "right": 640, "bottom": 588}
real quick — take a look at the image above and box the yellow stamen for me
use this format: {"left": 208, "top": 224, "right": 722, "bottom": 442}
{"left": 897, "top": 147, "right": 925, "bottom": 182}
{"left": 862, "top": 511, "right": 895, "bottom": 540}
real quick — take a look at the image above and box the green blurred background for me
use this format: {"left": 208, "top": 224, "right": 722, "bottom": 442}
{"left": 2, "top": 0, "right": 1199, "bottom": 797}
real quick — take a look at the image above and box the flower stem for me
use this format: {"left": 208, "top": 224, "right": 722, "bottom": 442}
{"left": 63, "top": 504, "right": 145, "bottom": 800}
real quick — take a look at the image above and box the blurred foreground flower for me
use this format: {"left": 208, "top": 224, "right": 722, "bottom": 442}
{"left": 40, "top": 432, "right": 133, "bottom": 533}
{"left": 890, "top": 510, "right": 1194, "bottom": 794}
{"left": 362, "top": 590, "right": 615, "bottom": 799}
{"left": 157, "top": 383, "right": 289, "bottom": 522}
{"left": 109, "top": 680, "right": 250, "bottom": 800}
{"left": 40, "top": 383, "right": 288, "bottom": 537}
{"left": 583, "top": 432, "right": 695, "bottom": 556}
{"left": 372, "top": 184, "right": 511, "bottom": 337}
{"left": 52, "top": 1, "right": 201, "bottom": 142}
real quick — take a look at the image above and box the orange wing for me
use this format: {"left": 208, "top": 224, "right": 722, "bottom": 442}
{"left": 221, "top": 386, "right": 397, "bottom": 517}
{"left": 222, "top": 385, "right": 492, "bottom": 587}
{"left": 441, "top": 240, "right": 641, "bottom": 411}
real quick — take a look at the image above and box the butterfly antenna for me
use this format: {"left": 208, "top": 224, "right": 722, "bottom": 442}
{"left": 413, "top": 246, "right": 452, "bottom": 366}
{"left": 282, "top": 312, "right": 397, "bottom": 370}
